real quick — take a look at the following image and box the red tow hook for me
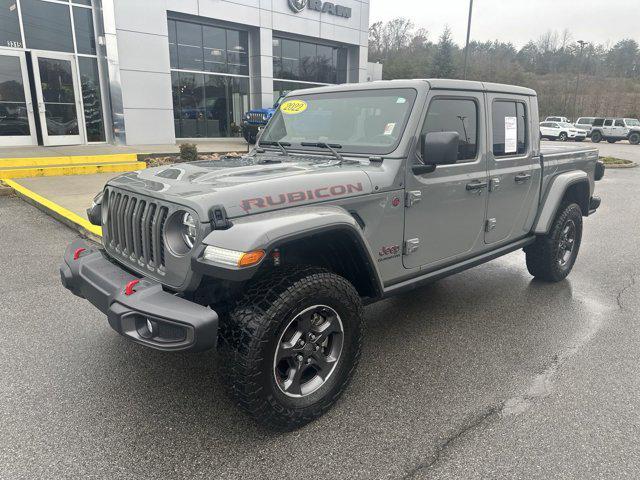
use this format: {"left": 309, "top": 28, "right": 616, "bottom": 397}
{"left": 124, "top": 279, "right": 140, "bottom": 296}
{"left": 73, "top": 247, "right": 86, "bottom": 260}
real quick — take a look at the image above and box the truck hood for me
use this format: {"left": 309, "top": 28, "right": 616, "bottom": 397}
{"left": 106, "top": 154, "right": 374, "bottom": 221}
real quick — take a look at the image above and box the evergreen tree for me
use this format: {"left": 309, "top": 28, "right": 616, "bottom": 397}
{"left": 431, "top": 26, "right": 456, "bottom": 78}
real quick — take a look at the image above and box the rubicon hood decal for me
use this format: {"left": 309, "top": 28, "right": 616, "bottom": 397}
{"left": 241, "top": 182, "right": 364, "bottom": 212}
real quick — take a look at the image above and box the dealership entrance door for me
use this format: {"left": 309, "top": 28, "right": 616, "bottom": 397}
{"left": 0, "top": 49, "right": 85, "bottom": 147}
{"left": 31, "top": 51, "right": 84, "bottom": 146}
{"left": 0, "top": 49, "right": 38, "bottom": 147}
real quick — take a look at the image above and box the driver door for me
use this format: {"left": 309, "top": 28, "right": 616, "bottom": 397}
{"left": 403, "top": 91, "right": 489, "bottom": 270}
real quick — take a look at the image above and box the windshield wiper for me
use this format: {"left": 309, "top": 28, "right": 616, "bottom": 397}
{"left": 301, "top": 142, "right": 343, "bottom": 162}
{"left": 258, "top": 140, "right": 291, "bottom": 156}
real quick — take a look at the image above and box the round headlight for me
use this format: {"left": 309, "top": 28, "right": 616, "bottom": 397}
{"left": 181, "top": 212, "right": 197, "bottom": 248}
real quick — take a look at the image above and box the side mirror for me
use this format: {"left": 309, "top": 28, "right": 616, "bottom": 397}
{"left": 421, "top": 131, "right": 460, "bottom": 165}
{"left": 413, "top": 131, "right": 460, "bottom": 175}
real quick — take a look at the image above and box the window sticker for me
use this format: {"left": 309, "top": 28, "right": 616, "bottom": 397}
{"left": 383, "top": 123, "right": 396, "bottom": 135}
{"left": 504, "top": 116, "right": 517, "bottom": 154}
{"left": 396, "top": 97, "right": 407, "bottom": 104}
{"left": 280, "top": 99, "right": 308, "bottom": 115}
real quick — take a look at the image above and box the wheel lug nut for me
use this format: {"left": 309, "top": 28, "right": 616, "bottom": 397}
{"left": 296, "top": 354, "right": 304, "bottom": 362}
{"left": 315, "top": 345, "right": 320, "bottom": 351}
{"left": 306, "top": 358, "right": 312, "bottom": 364}
{"left": 298, "top": 340, "right": 305, "bottom": 347}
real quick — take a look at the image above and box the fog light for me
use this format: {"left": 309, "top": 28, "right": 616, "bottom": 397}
{"left": 146, "top": 318, "right": 156, "bottom": 336}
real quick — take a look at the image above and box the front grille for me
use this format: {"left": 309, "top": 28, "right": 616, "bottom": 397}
{"left": 104, "top": 188, "right": 169, "bottom": 272}
{"left": 247, "top": 112, "right": 265, "bottom": 123}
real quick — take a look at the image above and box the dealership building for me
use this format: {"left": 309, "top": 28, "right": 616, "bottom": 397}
{"left": 0, "top": 0, "right": 370, "bottom": 147}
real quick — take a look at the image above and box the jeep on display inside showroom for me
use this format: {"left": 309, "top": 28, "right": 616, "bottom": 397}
{"left": 590, "top": 117, "right": 640, "bottom": 144}
{"left": 61, "top": 79, "right": 604, "bottom": 430}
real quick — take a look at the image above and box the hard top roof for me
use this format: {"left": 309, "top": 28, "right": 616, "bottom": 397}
{"left": 285, "top": 79, "right": 536, "bottom": 97}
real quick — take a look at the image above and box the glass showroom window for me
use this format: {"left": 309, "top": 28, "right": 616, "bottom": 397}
{"left": 273, "top": 80, "right": 325, "bottom": 104}
{"left": 168, "top": 19, "right": 250, "bottom": 138}
{"left": 0, "top": 0, "right": 23, "bottom": 48}
{"left": 272, "top": 37, "right": 346, "bottom": 85}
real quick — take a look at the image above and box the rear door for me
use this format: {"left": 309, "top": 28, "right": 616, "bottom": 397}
{"left": 603, "top": 118, "right": 614, "bottom": 137}
{"left": 403, "top": 91, "right": 488, "bottom": 270}
{"left": 485, "top": 94, "right": 541, "bottom": 245}
{"left": 613, "top": 119, "right": 628, "bottom": 139}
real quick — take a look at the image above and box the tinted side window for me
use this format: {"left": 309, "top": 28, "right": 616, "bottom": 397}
{"left": 615, "top": 119, "right": 625, "bottom": 127}
{"left": 604, "top": 119, "right": 613, "bottom": 126}
{"left": 593, "top": 118, "right": 604, "bottom": 126}
{"left": 492, "top": 100, "right": 527, "bottom": 157}
{"left": 421, "top": 98, "right": 478, "bottom": 162}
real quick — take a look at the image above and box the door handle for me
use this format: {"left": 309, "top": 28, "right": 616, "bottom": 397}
{"left": 466, "top": 181, "right": 488, "bottom": 191}
{"left": 515, "top": 173, "right": 531, "bottom": 183}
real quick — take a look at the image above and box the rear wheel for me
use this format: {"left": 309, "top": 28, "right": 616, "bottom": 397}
{"left": 629, "top": 132, "right": 640, "bottom": 145}
{"left": 219, "top": 266, "right": 363, "bottom": 430}
{"left": 525, "top": 203, "right": 583, "bottom": 282}
{"left": 591, "top": 131, "right": 603, "bottom": 143}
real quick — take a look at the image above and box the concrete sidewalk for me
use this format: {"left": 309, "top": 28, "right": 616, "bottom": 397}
{"left": 0, "top": 139, "right": 248, "bottom": 158}
{"left": 13, "top": 173, "right": 117, "bottom": 220}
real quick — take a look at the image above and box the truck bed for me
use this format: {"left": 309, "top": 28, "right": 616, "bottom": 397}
{"left": 540, "top": 143, "right": 598, "bottom": 158}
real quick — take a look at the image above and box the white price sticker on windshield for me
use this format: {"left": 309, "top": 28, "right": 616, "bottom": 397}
{"left": 384, "top": 123, "right": 396, "bottom": 135}
{"left": 504, "top": 116, "right": 517, "bottom": 154}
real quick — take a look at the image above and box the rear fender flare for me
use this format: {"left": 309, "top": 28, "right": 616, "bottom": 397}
{"left": 534, "top": 171, "right": 589, "bottom": 234}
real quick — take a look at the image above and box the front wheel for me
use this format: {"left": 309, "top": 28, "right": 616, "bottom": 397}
{"left": 219, "top": 266, "right": 363, "bottom": 430}
{"left": 525, "top": 203, "right": 583, "bottom": 282}
{"left": 558, "top": 132, "right": 568, "bottom": 141}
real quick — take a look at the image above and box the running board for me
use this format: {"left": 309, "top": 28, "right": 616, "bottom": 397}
{"left": 382, "top": 236, "right": 536, "bottom": 298}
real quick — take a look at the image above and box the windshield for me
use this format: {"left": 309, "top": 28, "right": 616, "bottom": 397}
{"left": 259, "top": 88, "right": 418, "bottom": 155}
{"left": 625, "top": 118, "right": 640, "bottom": 126}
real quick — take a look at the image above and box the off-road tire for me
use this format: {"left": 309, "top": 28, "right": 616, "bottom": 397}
{"left": 525, "top": 202, "right": 583, "bottom": 282}
{"left": 629, "top": 132, "right": 640, "bottom": 145}
{"left": 218, "top": 266, "right": 363, "bottom": 430}
{"left": 591, "top": 131, "right": 603, "bottom": 143}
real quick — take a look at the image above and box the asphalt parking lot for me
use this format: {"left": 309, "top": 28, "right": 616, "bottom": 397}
{"left": 1, "top": 160, "right": 640, "bottom": 479}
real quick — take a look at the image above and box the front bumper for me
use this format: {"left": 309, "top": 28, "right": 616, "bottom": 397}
{"left": 60, "top": 239, "right": 218, "bottom": 352}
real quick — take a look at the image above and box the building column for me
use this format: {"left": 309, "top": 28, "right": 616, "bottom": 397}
{"left": 347, "top": 45, "right": 368, "bottom": 83}
{"left": 249, "top": 27, "right": 274, "bottom": 109}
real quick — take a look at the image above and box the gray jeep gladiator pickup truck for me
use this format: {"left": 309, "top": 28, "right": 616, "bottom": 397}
{"left": 60, "top": 79, "right": 604, "bottom": 430}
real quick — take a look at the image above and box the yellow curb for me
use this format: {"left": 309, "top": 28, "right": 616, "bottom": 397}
{"left": 0, "top": 153, "right": 139, "bottom": 168}
{"left": 0, "top": 161, "right": 146, "bottom": 179}
{"left": 5, "top": 179, "right": 102, "bottom": 238}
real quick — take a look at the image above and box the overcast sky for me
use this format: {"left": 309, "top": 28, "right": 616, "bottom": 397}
{"left": 369, "top": 0, "right": 640, "bottom": 48}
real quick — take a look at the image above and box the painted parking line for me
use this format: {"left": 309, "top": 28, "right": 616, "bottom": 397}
{"left": 4, "top": 179, "right": 102, "bottom": 238}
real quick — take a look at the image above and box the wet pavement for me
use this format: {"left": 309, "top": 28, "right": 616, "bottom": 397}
{"left": 1, "top": 165, "right": 638, "bottom": 479}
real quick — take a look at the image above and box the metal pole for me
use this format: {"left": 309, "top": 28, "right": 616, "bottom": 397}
{"left": 463, "top": 0, "right": 474, "bottom": 79}
{"left": 572, "top": 40, "right": 587, "bottom": 122}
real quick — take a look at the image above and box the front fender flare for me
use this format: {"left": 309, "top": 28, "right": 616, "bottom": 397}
{"left": 534, "top": 171, "right": 588, "bottom": 234}
{"left": 196, "top": 205, "right": 384, "bottom": 296}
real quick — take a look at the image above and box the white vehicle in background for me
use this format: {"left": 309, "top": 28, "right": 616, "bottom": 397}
{"left": 540, "top": 121, "right": 587, "bottom": 141}
{"left": 545, "top": 116, "right": 571, "bottom": 123}
{"left": 575, "top": 117, "right": 596, "bottom": 137}
{"left": 590, "top": 118, "right": 640, "bottom": 144}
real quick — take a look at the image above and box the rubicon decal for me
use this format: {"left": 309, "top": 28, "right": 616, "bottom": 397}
{"left": 241, "top": 182, "right": 364, "bottom": 212}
